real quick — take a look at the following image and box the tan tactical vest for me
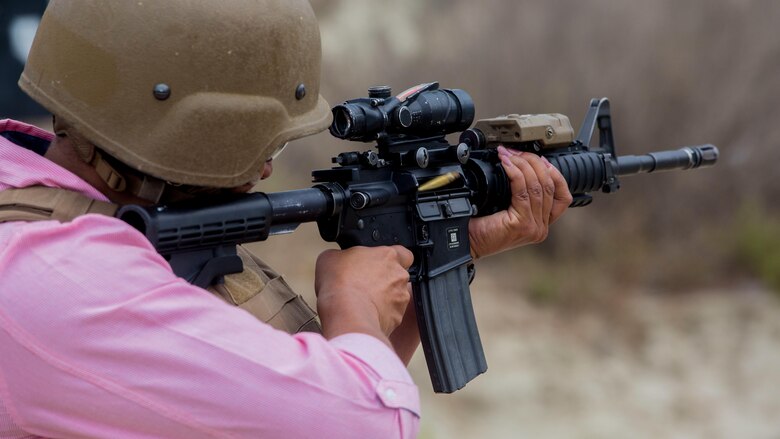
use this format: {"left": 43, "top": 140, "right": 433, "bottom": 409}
{"left": 0, "top": 186, "right": 321, "bottom": 334}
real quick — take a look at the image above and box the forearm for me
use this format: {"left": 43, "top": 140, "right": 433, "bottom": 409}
{"left": 389, "top": 293, "right": 421, "bottom": 366}
{"left": 319, "top": 302, "right": 393, "bottom": 349}
{"left": 1, "top": 289, "right": 420, "bottom": 438}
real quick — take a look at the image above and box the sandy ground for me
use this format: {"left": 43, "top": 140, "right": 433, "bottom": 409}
{"left": 412, "top": 280, "right": 780, "bottom": 439}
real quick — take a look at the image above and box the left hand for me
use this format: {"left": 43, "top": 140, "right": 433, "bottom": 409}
{"left": 468, "top": 146, "right": 573, "bottom": 259}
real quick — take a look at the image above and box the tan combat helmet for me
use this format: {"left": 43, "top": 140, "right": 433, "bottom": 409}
{"left": 19, "top": 0, "right": 331, "bottom": 197}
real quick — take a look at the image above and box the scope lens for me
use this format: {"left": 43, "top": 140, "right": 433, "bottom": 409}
{"left": 330, "top": 105, "right": 354, "bottom": 139}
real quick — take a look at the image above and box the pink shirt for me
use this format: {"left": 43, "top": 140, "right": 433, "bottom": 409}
{"left": 0, "top": 119, "right": 420, "bottom": 439}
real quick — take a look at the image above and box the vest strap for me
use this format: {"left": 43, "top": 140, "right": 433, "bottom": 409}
{"left": 0, "top": 186, "right": 118, "bottom": 223}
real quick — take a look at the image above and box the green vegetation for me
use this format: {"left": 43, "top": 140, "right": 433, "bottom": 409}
{"left": 527, "top": 273, "right": 561, "bottom": 305}
{"left": 736, "top": 203, "right": 780, "bottom": 292}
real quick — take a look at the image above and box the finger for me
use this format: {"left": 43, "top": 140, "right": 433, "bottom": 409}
{"left": 391, "top": 245, "right": 415, "bottom": 269}
{"left": 547, "top": 163, "right": 572, "bottom": 224}
{"left": 507, "top": 153, "right": 543, "bottom": 224}
{"left": 499, "top": 153, "right": 534, "bottom": 226}
{"left": 498, "top": 151, "right": 529, "bottom": 210}
{"left": 524, "top": 154, "right": 554, "bottom": 228}
{"left": 500, "top": 145, "right": 524, "bottom": 156}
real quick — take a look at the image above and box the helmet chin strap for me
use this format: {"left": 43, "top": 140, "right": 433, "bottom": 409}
{"left": 53, "top": 117, "right": 167, "bottom": 203}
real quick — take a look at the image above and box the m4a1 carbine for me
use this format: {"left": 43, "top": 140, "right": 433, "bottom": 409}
{"left": 118, "top": 82, "right": 718, "bottom": 393}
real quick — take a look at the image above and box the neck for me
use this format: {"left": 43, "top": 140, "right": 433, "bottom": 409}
{"left": 44, "top": 136, "right": 152, "bottom": 206}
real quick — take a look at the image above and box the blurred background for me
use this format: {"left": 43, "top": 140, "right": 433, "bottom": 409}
{"left": 4, "top": 0, "right": 780, "bottom": 437}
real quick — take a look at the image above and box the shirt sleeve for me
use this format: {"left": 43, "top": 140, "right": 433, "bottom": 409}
{"left": 0, "top": 215, "right": 420, "bottom": 439}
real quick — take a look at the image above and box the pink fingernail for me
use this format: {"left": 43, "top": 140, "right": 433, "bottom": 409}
{"left": 542, "top": 156, "right": 552, "bottom": 168}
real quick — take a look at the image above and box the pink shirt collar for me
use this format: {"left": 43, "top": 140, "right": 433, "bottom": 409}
{"left": 0, "top": 119, "right": 108, "bottom": 201}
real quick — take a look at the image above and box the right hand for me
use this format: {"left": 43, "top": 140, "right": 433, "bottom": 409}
{"left": 315, "top": 246, "right": 414, "bottom": 344}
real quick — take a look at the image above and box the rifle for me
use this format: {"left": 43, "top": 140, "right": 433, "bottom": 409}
{"left": 117, "top": 82, "right": 718, "bottom": 393}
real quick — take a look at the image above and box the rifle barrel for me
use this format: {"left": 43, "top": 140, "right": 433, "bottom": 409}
{"left": 616, "top": 144, "right": 718, "bottom": 175}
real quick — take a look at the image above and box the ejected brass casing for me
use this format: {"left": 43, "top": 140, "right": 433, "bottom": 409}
{"left": 418, "top": 172, "right": 462, "bottom": 192}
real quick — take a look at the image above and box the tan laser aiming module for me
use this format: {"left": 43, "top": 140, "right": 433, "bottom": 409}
{"left": 472, "top": 113, "right": 575, "bottom": 150}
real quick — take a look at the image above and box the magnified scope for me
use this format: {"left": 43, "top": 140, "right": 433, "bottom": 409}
{"left": 329, "top": 82, "right": 475, "bottom": 142}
